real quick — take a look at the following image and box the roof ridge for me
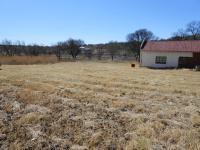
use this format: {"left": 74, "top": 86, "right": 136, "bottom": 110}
{"left": 148, "top": 40, "right": 200, "bottom": 42}
{"left": 142, "top": 40, "right": 200, "bottom": 52}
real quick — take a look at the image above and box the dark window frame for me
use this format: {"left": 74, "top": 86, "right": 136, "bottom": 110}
{"left": 155, "top": 56, "right": 167, "bottom": 64}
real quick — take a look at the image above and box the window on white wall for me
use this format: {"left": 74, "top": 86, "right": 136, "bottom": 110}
{"left": 155, "top": 56, "right": 167, "bottom": 64}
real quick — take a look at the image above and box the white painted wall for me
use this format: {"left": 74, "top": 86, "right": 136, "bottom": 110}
{"left": 140, "top": 51, "right": 193, "bottom": 68}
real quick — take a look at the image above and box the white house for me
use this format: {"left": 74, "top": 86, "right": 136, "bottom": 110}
{"left": 140, "top": 40, "right": 200, "bottom": 68}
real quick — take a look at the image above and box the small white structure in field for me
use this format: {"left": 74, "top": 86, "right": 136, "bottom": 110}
{"left": 140, "top": 40, "right": 200, "bottom": 68}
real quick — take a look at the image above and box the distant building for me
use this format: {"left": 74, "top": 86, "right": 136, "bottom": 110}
{"left": 140, "top": 40, "right": 200, "bottom": 68}
{"left": 80, "top": 46, "right": 91, "bottom": 53}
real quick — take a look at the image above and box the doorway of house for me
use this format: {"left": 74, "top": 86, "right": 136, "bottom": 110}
{"left": 178, "top": 57, "right": 194, "bottom": 68}
{"left": 193, "top": 53, "right": 200, "bottom": 66}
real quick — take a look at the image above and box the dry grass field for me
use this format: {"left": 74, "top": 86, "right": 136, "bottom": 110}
{"left": 0, "top": 55, "right": 57, "bottom": 65}
{"left": 0, "top": 61, "right": 200, "bottom": 149}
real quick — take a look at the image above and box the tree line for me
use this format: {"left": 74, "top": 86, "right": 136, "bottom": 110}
{"left": 170, "top": 21, "right": 200, "bottom": 40}
{"left": 0, "top": 20, "right": 199, "bottom": 61}
{"left": 0, "top": 39, "right": 54, "bottom": 56}
{"left": 0, "top": 39, "right": 135, "bottom": 61}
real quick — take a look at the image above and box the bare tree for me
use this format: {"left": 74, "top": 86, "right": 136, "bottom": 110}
{"left": 169, "top": 21, "right": 200, "bottom": 40}
{"left": 1, "top": 39, "right": 13, "bottom": 56}
{"left": 127, "top": 29, "right": 155, "bottom": 42}
{"left": 56, "top": 39, "right": 84, "bottom": 60}
{"left": 127, "top": 29, "right": 156, "bottom": 61}
{"left": 20, "top": 42, "right": 26, "bottom": 55}
{"left": 14, "top": 40, "right": 26, "bottom": 55}
{"left": 96, "top": 45, "right": 104, "bottom": 60}
{"left": 172, "top": 29, "right": 188, "bottom": 40}
{"left": 186, "top": 21, "right": 200, "bottom": 40}
{"left": 29, "top": 44, "right": 40, "bottom": 56}
{"left": 66, "top": 39, "right": 84, "bottom": 59}
{"left": 106, "top": 41, "right": 120, "bottom": 61}
{"left": 56, "top": 42, "right": 67, "bottom": 60}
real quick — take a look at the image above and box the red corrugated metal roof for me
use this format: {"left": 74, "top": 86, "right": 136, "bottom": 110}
{"left": 142, "top": 40, "right": 200, "bottom": 52}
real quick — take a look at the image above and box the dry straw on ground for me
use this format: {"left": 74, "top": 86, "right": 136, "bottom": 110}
{"left": 0, "top": 55, "right": 57, "bottom": 65}
{"left": 0, "top": 61, "right": 199, "bottom": 149}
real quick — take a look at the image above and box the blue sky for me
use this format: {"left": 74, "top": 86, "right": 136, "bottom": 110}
{"left": 0, "top": 0, "right": 199, "bottom": 45}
